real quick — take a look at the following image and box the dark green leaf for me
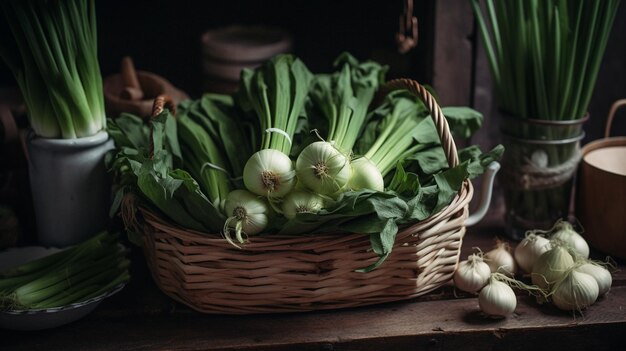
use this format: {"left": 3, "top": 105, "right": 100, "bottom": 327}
{"left": 356, "top": 219, "right": 397, "bottom": 273}
{"left": 459, "top": 144, "right": 505, "bottom": 179}
{"left": 137, "top": 164, "right": 206, "bottom": 232}
{"left": 442, "top": 106, "right": 484, "bottom": 139}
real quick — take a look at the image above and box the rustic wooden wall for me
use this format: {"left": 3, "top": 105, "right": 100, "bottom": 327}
{"left": 432, "top": 0, "right": 474, "bottom": 107}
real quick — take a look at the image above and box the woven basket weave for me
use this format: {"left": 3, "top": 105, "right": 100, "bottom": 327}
{"left": 124, "top": 79, "right": 473, "bottom": 314}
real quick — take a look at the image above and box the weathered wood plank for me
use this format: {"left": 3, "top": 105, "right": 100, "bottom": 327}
{"left": 2, "top": 217, "right": 624, "bottom": 350}
{"left": 432, "top": 0, "right": 474, "bottom": 107}
{"left": 2, "top": 285, "right": 624, "bottom": 351}
{"left": 2, "top": 223, "right": 625, "bottom": 351}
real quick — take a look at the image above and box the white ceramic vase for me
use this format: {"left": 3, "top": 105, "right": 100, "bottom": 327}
{"left": 25, "top": 130, "right": 114, "bottom": 247}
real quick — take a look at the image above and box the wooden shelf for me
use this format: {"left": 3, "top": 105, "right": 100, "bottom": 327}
{"left": 2, "top": 217, "right": 625, "bottom": 350}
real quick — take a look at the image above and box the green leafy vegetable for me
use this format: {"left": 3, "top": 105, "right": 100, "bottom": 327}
{"left": 0, "top": 0, "right": 105, "bottom": 138}
{"left": 355, "top": 91, "right": 433, "bottom": 176}
{"left": 0, "top": 232, "right": 129, "bottom": 311}
{"left": 106, "top": 110, "right": 224, "bottom": 233}
{"left": 106, "top": 53, "right": 503, "bottom": 272}
{"left": 178, "top": 94, "right": 252, "bottom": 178}
{"left": 442, "top": 107, "right": 484, "bottom": 139}
{"left": 308, "top": 52, "right": 387, "bottom": 153}
{"left": 277, "top": 145, "right": 503, "bottom": 271}
{"left": 237, "top": 54, "right": 314, "bottom": 154}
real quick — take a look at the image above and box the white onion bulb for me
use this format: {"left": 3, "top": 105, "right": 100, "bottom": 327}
{"left": 552, "top": 270, "right": 599, "bottom": 311}
{"left": 479, "top": 278, "right": 517, "bottom": 318}
{"left": 281, "top": 191, "right": 324, "bottom": 219}
{"left": 223, "top": 190, "right": 270, "bottom": 246}
{"left": 550, "top": 221, "right": 590, "bottom": 258}
{"left": 296, "top": 141, "right": 352, "bottom": 195}
{"left": 514, "top": 233, "right": 551, "bottom": 273}
{"left": 531, "top": 245, "right": 575, "bottom": 291}
{"left": 484, "top": 240, "right": 517, "bottom": 276}
{"left": 243, "top": 149, "right": 296, "bottom": 198}
{"left": 348, "top": 157, "right": 384, "bottom": 192}
{"left": 453, "top": 254, "right": 491, "bottom": 293}
{"left": 576, "top": 263, "right": 612, "bottom": 296}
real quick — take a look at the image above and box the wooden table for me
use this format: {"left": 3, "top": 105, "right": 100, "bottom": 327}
{"left": 2, "top": 219, "right": 626, "bottom": 350}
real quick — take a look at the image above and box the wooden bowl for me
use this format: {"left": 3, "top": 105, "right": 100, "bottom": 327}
{"left": 577, "top": 137, "right": 626, "bottom": 259}
{"left": 104, "top": 71, "right": 189, "bottom": 118}
{"left": 576, "top": 100, "right": 626, "bottom": 259}
{"left": 201, "top": 26, "right": 292, "bottom": 63}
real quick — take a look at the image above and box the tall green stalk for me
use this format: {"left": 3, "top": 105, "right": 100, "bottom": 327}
{"left": 472, "top": 0, "right": 620, "bottom": 120}
{"left": 238, "top": 55, "right": 314, "bottom": 155}
{"left": 309, "top": 53, "right": 387, "bottom": 154}
{"left": 0, "top": 232, "right": 129, "bottom": 311}
{"left": 473, "top": 0, "right": 620, "bottom": 235}
{"left": 0, "top": 0, "right": 105, "bottom": 139}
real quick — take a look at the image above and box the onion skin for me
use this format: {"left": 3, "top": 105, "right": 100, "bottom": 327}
{"left": 485, "top": 241, "right": 517, "bottom": 276}
{"left": 281, "top": 191, "right": 324, "bottom": 219}
{"left": 514, "top": 234, "right": 550, "bottom": 273}
{"left": 531, "top": 246, "right": 574, "bottom": 291}
{"left": 296, "top": 141, "right": 352, "bottom": 195}
{"left": 453, "top": 255, "right": 491, "bottom": 293}
{"left": 349, "top": 157, "right": 384, "bottom": 192}
{"left": 479, "top": 279, "right": 517, "bottom": 317}
{"left": 224, "top": 190, "right": 269, "bottom": 236}
{"left": 552, "top": 270, "right": 599, "bottom": 311}
{"left": 577, "top": 263, "right": 612, "bottom": 296}
{"left": 549, "top": 221, "right": 589, "bottom": 258}
{"left": 243, "top": 149, "right": 296, "bottom": 198}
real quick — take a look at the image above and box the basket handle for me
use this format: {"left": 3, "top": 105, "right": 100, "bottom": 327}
{"left": 380, "top": 78, "right": 459, "bottom": 167}
{"left": 605, "top": 99, "right": 626, "bottom": 138}
{"left": 149, "top": 94, "right": 176, "bottom": 159}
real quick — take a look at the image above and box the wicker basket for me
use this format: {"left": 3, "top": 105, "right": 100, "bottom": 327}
{"left": 123, "top": 79, "right": 474, "bottom": 314}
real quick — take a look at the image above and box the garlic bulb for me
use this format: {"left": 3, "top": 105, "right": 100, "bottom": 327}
{"left": 576, "top": 263, "right": 612, "bottom": 296}
{"left": 552, "top": 270, "right": 599, "bottom": 311}
{"left": 514, "top": 233, "right": 550, "bottom": 273}
{"left": 550, "top": 220, "right": 590, "bottom": 258}
{"left": 479, "top": 277, "right": 517, "bottom": 318}
{"left": 453, "top": 253, "right": 491, "bottom": 293}
{"left": 531, "top": 245, "right": 574, "bottom": 291}
{"left": 484, "top": 240, "right": 517, "bottom": 276}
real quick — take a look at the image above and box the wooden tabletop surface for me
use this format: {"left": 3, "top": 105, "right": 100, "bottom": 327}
{"left": 2, "top": 217, "right": 625, "bottom": 351}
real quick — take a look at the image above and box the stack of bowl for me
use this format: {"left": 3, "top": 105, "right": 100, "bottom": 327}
{"left": 201, "top": 26, "right": 292, "bottom": 94}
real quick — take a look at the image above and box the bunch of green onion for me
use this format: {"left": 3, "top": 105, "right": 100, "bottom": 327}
{"left": 226, "top": 54, "right": 438, "bottom": 243}
{"left": 105, "top": 53, "right": 497, "bottom": 270}
{"left": 0, "top": 0, "right": 105, "bottom": 139}
{"left": 177, "top": 94, "right": 252, "bottom": 211}
{"left": 220, "top": 55, "right": 313, "bottom": 244}
{"left": 0, "top": 232, "right": 129, "bottom": 311}
{"left": 472, "top": 0, "right": 620, "bottom": 120}
{"left": 472, "top": 0, "right": 620, "bottom": 230}
{"left": 302, "top": 53, "right": 387, "bottom": 193}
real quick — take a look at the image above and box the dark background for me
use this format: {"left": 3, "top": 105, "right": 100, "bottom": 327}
{"left": 93, "top": 0, "right": 435, "bottom": 95}
{"left": 0, "top": 0, "right": 625, "bottom": 242}
{"left": 1, "top": 0, "right": 623, "bottom": 142}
